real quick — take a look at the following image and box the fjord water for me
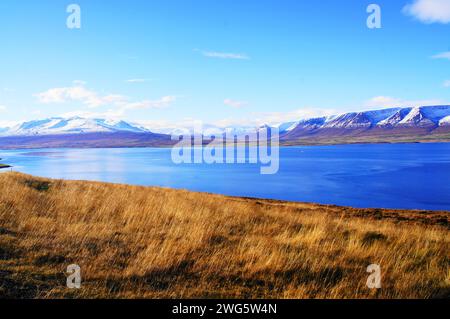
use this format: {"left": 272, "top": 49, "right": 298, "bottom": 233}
{"left": 1, "top": 143, "right": 450, "bottom": 211}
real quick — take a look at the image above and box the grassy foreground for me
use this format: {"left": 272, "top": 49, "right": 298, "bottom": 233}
{"left": 0, "top": 172, "right": 448, "bottom": 299}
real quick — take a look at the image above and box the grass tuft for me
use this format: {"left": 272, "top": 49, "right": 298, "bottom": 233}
{"left": 23, "top": 179, "right": 51, "bottom": 192}
{"left": 361, "top": 231, "right": 388, "bottom": 246}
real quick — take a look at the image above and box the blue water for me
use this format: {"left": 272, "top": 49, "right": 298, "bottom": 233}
{"left": 1, "top": 143, "right": 450, "bottom": 211}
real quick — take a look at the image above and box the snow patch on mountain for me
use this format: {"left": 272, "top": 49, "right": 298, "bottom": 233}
{"left": 275, "top": 121, "right": 298, "bottom": 133}
{"left": 398, "top": 107, "right": 435, "bottom": 126}
{"left": 378, "top": 108, "right": 412, "bottom": 127}
{"left": 439, "top": 115, "right": 450, "bottom": 126}
{"left": 421, "top": 105, "right": 450, "bottom": 123}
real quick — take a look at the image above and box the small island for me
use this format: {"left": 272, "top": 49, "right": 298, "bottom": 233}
{"left": 0, "top": 158, "right": 12, "bottom": 169}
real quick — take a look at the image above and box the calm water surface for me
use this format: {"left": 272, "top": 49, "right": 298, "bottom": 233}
{"left": 1, "top": 143, "right": 449, "bottom": 211}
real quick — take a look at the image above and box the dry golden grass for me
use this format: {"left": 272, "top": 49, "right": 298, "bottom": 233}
{"left": 0, "top": 172, "right": 449, "bottom": 299}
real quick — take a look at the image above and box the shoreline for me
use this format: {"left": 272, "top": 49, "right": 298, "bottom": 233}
{"left": 4, "top": 172, "right": 450, "bottom": 226}
{"left": 0, "top": 137, "right": 449, "bottom": 151}
{"left": 0, "top": 139, "right": 449, "bottom": 153}
{"left": 0, "top": 157, "right": 11, "bottom": 169}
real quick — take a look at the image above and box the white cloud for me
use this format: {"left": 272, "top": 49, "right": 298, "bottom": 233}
{"left": 403, "top": 0, "right": 450, "bottom": 24}
{"left": 443, "top": 80, "right": 450, "bottom": 87}
{"left": 135, "top": 118, "right": 206, "bottom": 134}
{"left": 35, "top": 84, "right": 176, "bottom": 116}
{"left": 196, "top": 49, "right": 250, "bottom": 60}
{"left": 60, "top": 96, "right": 177, "bottom": 119}
{"left": 34, "top": 85, "right": 111, "bottom": 108}
{"left": 120, "top": 96, "right": 177, "bottom": 111}
{"left": 72, "top": 80, "right": 87, "bottom": 86}
{"left": 133, "top": 107, "right": 338, "bottom": 134}
{"left": 432, "top": 51, "right": 450, "bottom": 60}
{"left": 364, "top": 96, "right": 446, "bottom": 108}
{"left": 199, "top": 108, "right": 337, "bottom": 129}
{"left": 126, "top": 79, "right": 149, "bottom": 83}
{"left": 0, "top": 120, "right": 19, "bottom": 128}
{"left": 365, "top": 96, "right": 403, "bottom": 108}
{"left": 0, "top": 105, "right": 7, "bottom": 112}
{"left": 242, "top": 108, "right": 339, "bottom": 127}
{"left": 224, "top": 99, "right": 248, "bottom": 108}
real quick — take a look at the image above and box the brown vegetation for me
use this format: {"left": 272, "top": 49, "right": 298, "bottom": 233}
{"left": 0, "top": 172, "right": 448, "bottom": 299}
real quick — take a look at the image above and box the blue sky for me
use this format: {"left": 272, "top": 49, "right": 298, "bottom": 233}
{"left": 0, "top": 0, "right": 449, "bottom": 129}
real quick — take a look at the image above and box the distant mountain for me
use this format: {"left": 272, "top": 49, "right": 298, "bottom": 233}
{"left": 150, "top": 121, "right": 298, "bottom": 136}
{"left": 0, "top": 105, "right": 449, "bottom": 149}
{"left": 0, "top": 117, "right": 149, "bottom": 136}
{"left": 0, "top": 117, "right": 173, "bottom": 149}
{"left": 0, "top": 116, "right": 297, "bottom": 137}
{"left": 0, "top": 132, "right": 174, "bottom": 149}
{"left": 282, "top": 105, "right": 450, "bottom": 144}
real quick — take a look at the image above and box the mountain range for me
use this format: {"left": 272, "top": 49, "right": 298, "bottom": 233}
{"left": 281, "top": 105, "right": 450, "bottom": 145}
{"left": 0, "top": 117, "right": 148, "bottom": 136}
{"left": 0, "top": 116, "right": 298, "bottom": 137}
{"left": 0, "top": 105, "right": 449, "bottom": 148}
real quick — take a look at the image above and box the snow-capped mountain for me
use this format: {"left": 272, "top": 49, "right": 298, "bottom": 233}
{"left": 0, "top": 117, "right": 299, "bottom": 137}
{"left": 1, "top": 105, "right": 449, "bottom": 143}
{"left": 275, "top": 121, "right": 298, "bottom": 134}
{"left": 207, "top": 122, "right": 299, "bottom": 136}
{"left": 281, "top": 105, "right": 450, "bottom": 145}
{"left": 140, "top": 122, "right": 298, "bottom": 137}
{"left": 0, "top": 117, "right": 149, "bottom": 136}
{"left": 288, "top": 105, "right": 450, "bottom": 132}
